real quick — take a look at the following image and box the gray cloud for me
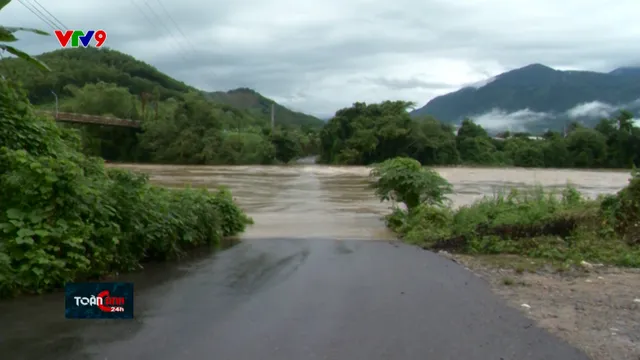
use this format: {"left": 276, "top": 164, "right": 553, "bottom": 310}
{"left": 470, "top": 98, "right": 640, "bottom": 133}
{"left": 472, "top": 108, "right": 553, "bottom": 132}
{"left": 358, "top": 77, "right": 453, "bottom": 90}
{"left": 2, "top": 0, "right": 640, "bottom": 118}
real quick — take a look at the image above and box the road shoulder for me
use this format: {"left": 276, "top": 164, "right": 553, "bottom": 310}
{"left": 441, "top": 253, "right": 640, "bottom": 360}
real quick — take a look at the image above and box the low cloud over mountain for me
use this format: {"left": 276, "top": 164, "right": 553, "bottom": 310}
{"left": 412, "top": 64, "right": 640, "bottom": 133}
{"left": 470, "top": 98, "right": 640, "bottom": 133}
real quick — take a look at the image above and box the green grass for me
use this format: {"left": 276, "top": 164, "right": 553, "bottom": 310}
{"left": 389, "top": 184, "right": 640, "bottom": 268}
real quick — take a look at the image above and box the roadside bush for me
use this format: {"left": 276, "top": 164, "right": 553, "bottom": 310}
{"left": 377, "top": 156, "right": 640, "bottom": 267}
{"left": 0, "top": 79, "right": 253, "bottom": 298}
{"left": 370, "top": 157, "right": 452, "bottom": 212}
{"left": 600, "top": 169, "right": 640, "bottom": 245}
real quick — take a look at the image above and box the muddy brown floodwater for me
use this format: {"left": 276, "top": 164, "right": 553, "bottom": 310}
{"left": 111, "top": 164, "right": 631, "bottom": 240}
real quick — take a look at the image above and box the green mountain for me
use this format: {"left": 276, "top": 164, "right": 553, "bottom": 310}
{"left": 208, "top": 88, "right": 324, "bottom": 128}
{"left": 411, "top": 64, "right": 640, "bottom": 132}
{"left": 0, "top": 47, "right": 323, "bottom": 127}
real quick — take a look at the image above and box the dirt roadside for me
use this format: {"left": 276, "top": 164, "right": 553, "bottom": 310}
{"left": 442, "top": 253, "right": 640, "bottom": 360}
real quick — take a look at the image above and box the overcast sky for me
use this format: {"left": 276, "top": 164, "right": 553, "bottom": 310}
{"left": 2, "top": 0, "right": 640, "bottom": 118}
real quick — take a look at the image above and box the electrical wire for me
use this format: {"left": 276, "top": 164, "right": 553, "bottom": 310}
{"left": 142, "top": 0, "right": 190, "bottom": 58}
{"left": 154, "top": 0, "right": 196, "bottom": 52}
{"left": 139, "top": 0, "right": 218, "bottom": 90}
{"left": 29, "top": 0, "right": 68, "bottom": 29}
{"left": 16, "top": 0, "right": 58, "bottom": 30}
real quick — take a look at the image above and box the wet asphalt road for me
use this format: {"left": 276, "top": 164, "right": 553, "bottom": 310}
{"left": 0, "top": 238, "right": 589, "bottom": 360}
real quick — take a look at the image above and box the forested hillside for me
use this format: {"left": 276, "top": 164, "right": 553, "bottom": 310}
{"left": 2, "top": 47, "right": 193, "bottom": 104}
{"left": 1, "top": 47, "right": 324, "bottom": 127}
{"left": 208, "top": 88, "right": 324, "bottom": 128}
{"left": 0, "top": 47, "right": 321, "bottom": 164}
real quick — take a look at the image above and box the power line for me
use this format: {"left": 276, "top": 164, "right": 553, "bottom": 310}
{"left": 136, "top": 0, "right": 218, "bottom": 88}
{"left": 131, "top": 0, "right": 161, "bottom": 35}
{"left": 17, "top": 0, "right": 57, "bottom": 30}
{"left": 141, "top": 0, "right": 190, "bottom": 57}
{"left": 152, "top": 0, "right": 217, "bottom": 90}
{"left": 131, "top": 0, "right": 157, "bottom": 29}
{"left": 131, "top": 0, "right": 188, "bottom": 62}
{"left": 30, "top": 0, "right": 69, "bottom": 29}
{"left": 133, "top": 0, "right": 218, "bottom": 97}
{"left": 154, "top": 0, "right": 196, "bottom": 52}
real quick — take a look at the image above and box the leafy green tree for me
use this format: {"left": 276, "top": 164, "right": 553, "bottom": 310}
{"left": 270, "top": 128, "right": 303, "bottom": 163}
{"left": 504, "top": 138, "right": 544, "bottom": 167}
{"left": 319, "top": 101, "right": 414, "bottom": 165}
{"left": 594, "top": 111, "right": 639, "bottom": 168}
{"left": 407, "top": 118, "right": 460, "bottom": 165}
{"left": 458, "top": 137, "right": 499, "bottom": 165}
{"left": 541, "top": 134, "right": 572, "bottom": 168}
{"left": 370, "top": 157, "right": 452, "bottom": 213}
{"left": 566, "top": 128, "right": 608, "bottom": 168}
{"left": 456, "top": 118, "right": 488, "bottom": 140}
{"left": 455, "top": 119, "right": 501, "bottom": 164}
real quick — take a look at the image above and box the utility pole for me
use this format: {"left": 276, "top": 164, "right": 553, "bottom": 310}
{"left": 271, "top": 103, "right": 275, "bottom": 129}
{"left": 154, "top": 92, "right": 159, "bottom": 121}
{"left": 141, "top": 92, "right": 148, "bottom": 120}
{"left": 51, "top": 90, "right": 58, "bottom": 117}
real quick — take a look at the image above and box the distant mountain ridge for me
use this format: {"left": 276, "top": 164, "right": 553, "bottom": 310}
{"left": 207, "top": 88, "right": 324, "bottom": 128}
{"left": 411, "top": 63, "right": 640, "bottom": 132}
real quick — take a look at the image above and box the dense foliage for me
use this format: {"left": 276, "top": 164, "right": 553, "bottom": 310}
{"left": 370, "top": 157, "right": 452, "bottom": 212}
{"left": 411, "top": 63, "right": 640, "bottom": 133}
{"left": 320, "top": 101, "right": 640, "bottom": 169}
{"left": 49, "top": 81, "right": 319, "bottom": 164}
{"left": 372, "top": 157, "right": 640, "bottom": 267}
{"left": 0, "top": 78, "right": 253, "bottom": 298}
{"left": 0, "top": 47, "right": 322, "bottom": 164}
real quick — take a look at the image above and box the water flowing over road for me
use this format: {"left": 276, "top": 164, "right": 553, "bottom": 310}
{"left": 0, "top": 165, "right": 630, "bottom": 360}
{"left": 116, "top": 164, "right": 630, "bottom": 240}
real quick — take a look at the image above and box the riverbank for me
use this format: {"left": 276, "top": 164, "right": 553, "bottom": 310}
{"left": 442, "top": 253, "right": 640, "bottom": 360}
{"left": 0, "top": 80, "right": 253, "bottom": 299}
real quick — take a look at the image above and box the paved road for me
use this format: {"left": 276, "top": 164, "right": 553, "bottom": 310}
{"left": 0, "top": 238, "right": 589, "bottom": 360}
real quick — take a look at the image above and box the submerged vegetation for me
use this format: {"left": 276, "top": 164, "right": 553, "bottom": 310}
{"left": 371, "top": 157, "right": 640, "bottom": 267}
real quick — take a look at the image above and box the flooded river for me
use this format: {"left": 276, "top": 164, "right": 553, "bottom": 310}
{"left": 111, "top": 164, "right": 632, "bottom": 240}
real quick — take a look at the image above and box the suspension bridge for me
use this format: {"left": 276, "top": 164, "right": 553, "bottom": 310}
{"left": 37, "top": 111, "right": 141, "bottom": 128}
